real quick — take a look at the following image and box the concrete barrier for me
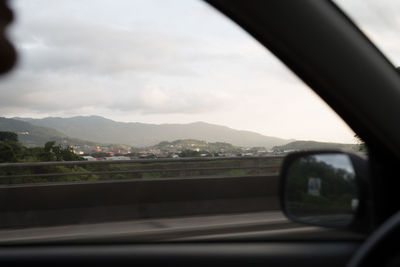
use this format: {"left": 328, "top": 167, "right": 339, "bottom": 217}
{"left": 0, "top": 174, "right": 280, "bottom": 228}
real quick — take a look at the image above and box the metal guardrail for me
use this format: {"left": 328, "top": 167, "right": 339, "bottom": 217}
{"left": 0, "top": 156, "right": 284, "bottom": 186}
{"left": 0, "top": 156, "right": 285, "bottom": 167}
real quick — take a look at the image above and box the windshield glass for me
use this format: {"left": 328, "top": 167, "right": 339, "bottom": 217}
{"left": 0, "top": 0, "right": 361, "bottom": 242}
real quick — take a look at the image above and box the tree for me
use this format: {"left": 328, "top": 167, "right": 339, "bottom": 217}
{"left": 0, "top": 142, "right": 17, "bottom": 162}
{"left": 58, "top": 146, "right": 83, "bottom": 161}
{"left": 0, "top": 131, "right": 84, "bottom": 163}
{"left": 0, "top": 131, "right": 22, "bottom": 162}
{"left": 41, "top": 141, "right": 83, "bottom": 161}
{"left": 0, "top": 131, "right": 18, "bottom": 142}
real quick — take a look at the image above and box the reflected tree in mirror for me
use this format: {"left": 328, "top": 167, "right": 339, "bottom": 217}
{"left": 285, "top": 153, "right": 358, "bottom": 227}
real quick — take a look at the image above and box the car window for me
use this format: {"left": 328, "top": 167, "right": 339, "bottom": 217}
{"left": 0, "top": 0, "right": 361, "bottom": 241}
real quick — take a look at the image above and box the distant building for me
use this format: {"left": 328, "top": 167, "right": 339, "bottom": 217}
{"left": 105, "top": 156, "right": 130, "bottom": 161}
{"left": 83, "top": 156, "right": 96, "bottom": 161}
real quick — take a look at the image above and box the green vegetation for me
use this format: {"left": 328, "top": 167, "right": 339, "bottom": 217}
{"left": 0, "top": 135, "right": 282, "bottom": 185}
{"left": 0, "top": 131, "right": 83, "bottom": 163}
{"left": 154, "top": 139, "right": 242, "bottom": 154}
{"left": 0, "top": 131, "right": 98, "bottom": 185}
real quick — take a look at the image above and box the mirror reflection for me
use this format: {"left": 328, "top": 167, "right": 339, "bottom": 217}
{"left": 285, "top": 153, "right": 358, "bottom": 227}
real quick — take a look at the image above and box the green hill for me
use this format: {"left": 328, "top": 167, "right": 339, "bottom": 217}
{"left": 0, "top": 117, "right": 99, "bottom": 147}
{"left": 272, "top": 140, "right": 359, "bottom": 151}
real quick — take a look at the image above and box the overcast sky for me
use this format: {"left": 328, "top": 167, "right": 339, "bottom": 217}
{"left": 315, "top": 154, "right": 355, "bottom": 174}
{"left": 2, "top": 0, "right": 396, "bottom": 144}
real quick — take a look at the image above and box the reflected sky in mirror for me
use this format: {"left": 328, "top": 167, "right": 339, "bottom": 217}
{"left": 314, "top": 154, "right": 354, "bottom": 173}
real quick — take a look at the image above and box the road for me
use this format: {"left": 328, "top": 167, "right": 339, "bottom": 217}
{"left": 0, "top": 211, "right": 321, "bottom": 244}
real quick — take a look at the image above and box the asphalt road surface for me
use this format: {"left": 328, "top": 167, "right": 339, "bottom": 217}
{"left": 0, "top": 211, "right": 320, "bottom": 244}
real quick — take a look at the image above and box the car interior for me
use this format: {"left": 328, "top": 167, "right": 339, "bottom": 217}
{"left": 1, "top": 0, "right": 400, "bottom": 266}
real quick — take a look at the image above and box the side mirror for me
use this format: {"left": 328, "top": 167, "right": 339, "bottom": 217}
{"left": 280, "top": 150, "right": 371, "bottom": 230}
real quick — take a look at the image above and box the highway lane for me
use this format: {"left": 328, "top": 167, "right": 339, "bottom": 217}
{"left": 0, "top": 211, "right": 314, "bottom": 244}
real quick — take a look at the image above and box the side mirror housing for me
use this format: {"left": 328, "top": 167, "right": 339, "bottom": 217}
{"left": 280, "top": 150, "right": 372, "bottom": 231}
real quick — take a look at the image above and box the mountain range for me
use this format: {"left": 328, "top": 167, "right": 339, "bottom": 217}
{"left": 0, "top": 117, "right": 97, "bottom": 147}
{"left": 9, "top": 116, "right": 290, "bottom": 148}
